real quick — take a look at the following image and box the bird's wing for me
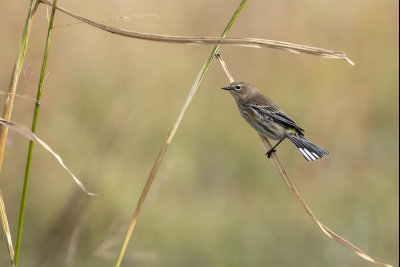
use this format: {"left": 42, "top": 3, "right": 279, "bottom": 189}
{"left": 249, "top": 103, "right": 305, "bottom": 134}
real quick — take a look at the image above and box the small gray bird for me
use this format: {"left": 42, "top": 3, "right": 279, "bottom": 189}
{"left": 221, "top": 81, "right": 329, "bottom": 161}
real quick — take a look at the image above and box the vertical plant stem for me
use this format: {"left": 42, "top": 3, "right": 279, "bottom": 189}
{"left": 0, "top": 0, "right": 40, "bottom": 265}
{"left": 114, "top": 1, "right": 247, "bottom": 266}
{"left": 14, "top": 1, "right": 58, "bottom": 266}
{"left": 0, "top": 0, "right": 40, "bottom": 173}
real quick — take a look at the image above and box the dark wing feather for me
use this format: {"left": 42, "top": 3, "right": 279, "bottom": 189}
{"left": 249, "top": 104, "right": 304, "bottom": 134}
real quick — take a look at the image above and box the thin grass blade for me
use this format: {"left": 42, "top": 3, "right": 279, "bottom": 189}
{"left": 113, "top": 1, "right": 248, "bottom": 266}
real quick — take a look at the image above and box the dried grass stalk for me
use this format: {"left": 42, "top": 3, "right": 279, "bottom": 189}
{"left": 0, "top": 188, "right": 14, "bottom": 266}
{"left": 216, "top": 53, "right": 390, "bottom": 267}
{"left": 259, "top": 135, "right": 392, "bottom": 267}
{"left": 39, "top": 0, "right": 353, "bottom": 65}
{"left": 215, "top": 54, "right": 391, "bottom": 267}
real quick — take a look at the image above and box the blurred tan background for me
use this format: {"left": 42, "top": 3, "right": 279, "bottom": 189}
{"left": 0, "top": 1, "right": 398, "bottom": 266}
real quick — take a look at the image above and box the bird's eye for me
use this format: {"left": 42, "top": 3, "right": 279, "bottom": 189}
{"left": 235, "top": 85, "right": 242, "bottom": 90}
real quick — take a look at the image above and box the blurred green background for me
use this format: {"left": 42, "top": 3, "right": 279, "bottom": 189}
{"left": 0, "top": 1, "right": 398, "bottom": 266}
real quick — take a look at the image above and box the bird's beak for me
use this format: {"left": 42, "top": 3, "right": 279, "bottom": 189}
{"left": 221, "top": 86, "right": 232, "bottom": 91}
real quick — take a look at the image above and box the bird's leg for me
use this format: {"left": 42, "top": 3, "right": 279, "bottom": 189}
{"left": 266, "top": 139, "right": 283, "bottom": 158}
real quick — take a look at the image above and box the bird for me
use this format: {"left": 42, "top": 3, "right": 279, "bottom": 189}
{"left": 221, "top": 81, "right": 329, "bottom": 162}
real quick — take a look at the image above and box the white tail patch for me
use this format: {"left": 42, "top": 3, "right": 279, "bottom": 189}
{"left": 287, "top": 132, "right": 329, "bottom": 162}
{"left": 299, "top": 148, "right": 311, "bottom": 161}
{"left": 304, "top": 148, "right": 317, "bottom": 161}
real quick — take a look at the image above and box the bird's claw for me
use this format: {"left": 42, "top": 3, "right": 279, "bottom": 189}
{"left": 266, "top": 149, "right": 276, "bottom": 158}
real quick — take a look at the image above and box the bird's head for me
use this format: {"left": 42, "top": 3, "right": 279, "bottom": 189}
{"left": 221, "top": 81, "right": 257, "bottom": 101}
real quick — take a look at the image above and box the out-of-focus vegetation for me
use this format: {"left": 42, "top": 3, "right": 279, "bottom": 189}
{"left": 0, "top": 1, "right": 398, "bottom": 266}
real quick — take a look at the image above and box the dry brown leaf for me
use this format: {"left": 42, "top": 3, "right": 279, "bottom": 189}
{"left": 0, "top": 118, "right": 97, "bottom": 197}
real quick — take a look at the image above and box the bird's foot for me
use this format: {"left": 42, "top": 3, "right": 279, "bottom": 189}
{"left": 266, "top": 149, "right": 276, "bottom": 158}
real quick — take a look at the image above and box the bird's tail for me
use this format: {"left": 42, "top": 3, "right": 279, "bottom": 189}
{"left": 286, "top": 131, "right": 329, "bottom": 161}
